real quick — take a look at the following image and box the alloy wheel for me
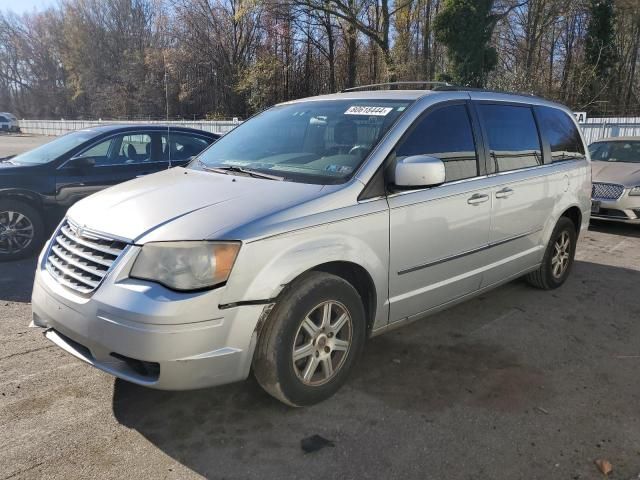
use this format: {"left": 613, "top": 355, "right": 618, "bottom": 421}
{"left": 292, "top": 300, "right": 353, "bottom": 386}
{"left": 551, "top": 230, "right": 571, "bottom": 279}
{"left": 0, "top": 210, "right": 35, "bottom": 255}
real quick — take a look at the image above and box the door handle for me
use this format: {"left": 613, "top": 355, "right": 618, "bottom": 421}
{"left": 495, "top": 187, "right": 514, "bottom": 199}
{"left": 467, "top": 193, "right": 489, "bottom": 205}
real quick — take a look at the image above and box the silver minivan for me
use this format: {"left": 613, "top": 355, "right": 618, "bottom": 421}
{"left": 31, "top": 84, "right": 591, "bottom": 406}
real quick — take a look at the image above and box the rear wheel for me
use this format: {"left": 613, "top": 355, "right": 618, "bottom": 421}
{"left": 0, "top": 199, "right": 44, "bottom": 261}
{"left": 253, "top": 271, "right": 366, "bottom": 406}
{"left": 525, "top": 217, "right": 577, "bottom": 290}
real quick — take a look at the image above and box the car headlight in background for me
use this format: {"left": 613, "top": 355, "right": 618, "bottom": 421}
{"left": 130, "top": 241, "right": 241, "bottom": 291}
{"left": 629, "top": 186, "right": 640, "bottom": 196}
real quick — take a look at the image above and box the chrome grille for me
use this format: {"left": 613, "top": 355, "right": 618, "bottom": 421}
{"left": 592, "top": 182, "right": 624, "bottom": 200}
{"left": 45, "top": 220, "right": 127, "bottom": 294}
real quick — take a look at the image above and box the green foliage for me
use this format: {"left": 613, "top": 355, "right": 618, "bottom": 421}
{"left": 433, "top": 0, "right": 498, "bottom": 87}
{"left": 585, "top": 0, "right": 617, "bottom": 77}
{"left": 235, "top": 55, "right": 283, "bottom": 113}
{"left": 581, "top": 0, "right": 618, "bottom": 114}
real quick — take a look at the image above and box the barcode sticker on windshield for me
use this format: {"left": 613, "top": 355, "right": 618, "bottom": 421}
{"left": 344, "top": 106, "right": 393, "bottom": 116}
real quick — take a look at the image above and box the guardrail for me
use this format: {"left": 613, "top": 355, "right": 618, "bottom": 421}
{"left": 15, "top": 117, "right": 640, "bottom": 144}
{"left": 17, "top": 119, "right": 242, "bottom": 136}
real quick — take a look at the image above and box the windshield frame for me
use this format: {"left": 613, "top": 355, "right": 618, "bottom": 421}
{"left": 190, "top": 98, "right": 415, "bottom": 185}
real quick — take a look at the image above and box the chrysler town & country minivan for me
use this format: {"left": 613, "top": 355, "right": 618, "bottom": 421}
{"left": 31, "top": 84, "right": 591, "bottom": 406}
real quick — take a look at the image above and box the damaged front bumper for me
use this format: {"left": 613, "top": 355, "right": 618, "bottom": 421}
{"left": 31, "top": 245, "right": 269, "bottom": 390}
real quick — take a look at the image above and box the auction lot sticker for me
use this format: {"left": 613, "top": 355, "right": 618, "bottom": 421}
{"left": 344, "top": 106, "right": 393, "bottom": 116}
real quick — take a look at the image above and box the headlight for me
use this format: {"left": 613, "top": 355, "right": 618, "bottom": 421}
{"left": 629, "top": 186, "right": 640, "bottom": 196}
{"left": 130, "top": 241, "right": 240, "bottom": 291}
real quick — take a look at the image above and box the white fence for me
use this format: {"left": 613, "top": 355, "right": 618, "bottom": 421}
{"left": 17, "top": 119, "right": 241, "bottom": 136}
{"left": 16, "top": 116, "right": 640, "bottom": 144}
{"left": 579, "top": 117, "right": 640, "bottom": 144}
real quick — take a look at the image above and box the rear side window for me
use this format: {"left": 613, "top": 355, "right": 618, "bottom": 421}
{"left": 478, "top": 104, "right": 542, "bottom": 172}
{"left": 162, "top": 133, "right": 212, "bottom": 161}
{"left": 0, "top": 116, "right": 7, "bottom": 122}
{"left": 535, "top": 106, "right": 585, "bottom": 162}
{"left": 396, "top": 104, "right": 478, "bottom": 182}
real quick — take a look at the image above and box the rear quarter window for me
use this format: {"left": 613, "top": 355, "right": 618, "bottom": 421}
{"left": 535, "top": 106, "right": 585, "bottom": 162}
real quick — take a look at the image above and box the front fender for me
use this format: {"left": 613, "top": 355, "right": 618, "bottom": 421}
{"left": 221, "top": 205, "right": 390, "bottom": 330}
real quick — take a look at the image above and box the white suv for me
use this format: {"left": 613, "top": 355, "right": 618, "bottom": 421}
{"left": 0, "top": 112, "right": 19, "bottom": 132}
{"left": 31, "top": 84, "right": 591, "bottom": 406}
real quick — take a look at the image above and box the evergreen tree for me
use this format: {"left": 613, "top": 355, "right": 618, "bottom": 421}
{"left": 585, "top": 0, "right": 617, "bottom": 79}
{"left": 434, "top": 0, "right": 498, "bottom": 87}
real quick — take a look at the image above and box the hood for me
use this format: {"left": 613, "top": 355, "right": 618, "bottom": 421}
{"left": 67, "top": 167, "right": 328, "bottom": 242}
{"left": 592, "top": 161, "right": 640, "bottom": 187}
{"left": 0, "top": 161, "right": 41, "bottom": 175}
{"left": 0, "top": 159, "right": 28, "bottom": 170}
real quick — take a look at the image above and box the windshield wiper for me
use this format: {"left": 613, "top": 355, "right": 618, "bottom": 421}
{"left": 200, "top": 163, "right": 284, "bottom": 181}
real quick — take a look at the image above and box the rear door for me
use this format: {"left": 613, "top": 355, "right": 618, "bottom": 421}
{"left": 387, "top": 101, "right": 492, "bottom": 323}
{"left": 474, "top": 103, "right": 553, "bottom": 286}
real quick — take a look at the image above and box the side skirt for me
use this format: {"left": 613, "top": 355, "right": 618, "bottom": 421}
{"left": 371, "top": 264, "right": 540, "bottom": 337}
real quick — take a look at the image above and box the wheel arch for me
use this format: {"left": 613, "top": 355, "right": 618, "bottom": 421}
{"left": 305, "top": 261, "right": 377, "bottom": 334}
{"left": 0, "top": 189, "right": 44, "bottom": 212}
{"left": 560, "top": 205, "right": 582, "bottom": 234}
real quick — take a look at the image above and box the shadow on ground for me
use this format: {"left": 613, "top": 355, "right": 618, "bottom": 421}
{"left": 112, "top": 258, "right": 640, "bottom": 479}
{"left": 589, "top": 219, "right": 640, "bottom": 238}
{"left": 0, "top": 257, "right": 36, "bottom": 302}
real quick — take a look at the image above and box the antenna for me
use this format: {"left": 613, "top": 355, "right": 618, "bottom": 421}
{"left": 163, "top": 41, "right": 171, "bottom": 169}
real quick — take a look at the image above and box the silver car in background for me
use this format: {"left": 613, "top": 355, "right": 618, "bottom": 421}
{"left": 31, "top": 84, "right": 591, "bottom": 406}
{"left": 589, "top": 137, "right": 640, "bottom": 223}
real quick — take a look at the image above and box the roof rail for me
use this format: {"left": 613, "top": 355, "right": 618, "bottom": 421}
{"left": 340, "top": 81, "right": 544, "bottom": 99}
{"left": 341, "top": 81, "right": 454, "bottom": 92}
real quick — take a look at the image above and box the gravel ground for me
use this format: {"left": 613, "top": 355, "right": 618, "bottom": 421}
{"left": 1, "top": 136, "right": 640, "bottom": 479}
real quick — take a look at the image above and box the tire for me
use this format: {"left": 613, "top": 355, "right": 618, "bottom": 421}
{"left": 525, "top": 217, "right": 577, "bottom": 290}
{"left": 0, "top": 199, "right": 45, "bottom": 261}
{"left": 253, "top": 271, "right": 366, "bottom": 406}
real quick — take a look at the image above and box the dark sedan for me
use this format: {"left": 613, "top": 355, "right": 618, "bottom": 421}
{"left": 0, "top": 125, "right": 219, "bottom": 260}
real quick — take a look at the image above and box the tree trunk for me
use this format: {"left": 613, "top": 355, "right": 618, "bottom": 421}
{"left": 346, "top": 22, "right": 357, "bottom": 88}
{"left": 422, "top": 0, "right": 432, "bottom": 79}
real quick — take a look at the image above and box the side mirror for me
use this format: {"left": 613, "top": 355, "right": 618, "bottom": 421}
{"left": 66, "top": 157, "right": 96, "bottom": 169}
{"left": 394, "top": 155, "right": 446, "bottom": 188}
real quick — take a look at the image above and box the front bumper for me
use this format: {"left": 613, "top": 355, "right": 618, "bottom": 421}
{"left": 591, "top": 194, "right": 640, "bottom": 224}
{"left": 31, "top": 245, "right": 267, "bottom": 390}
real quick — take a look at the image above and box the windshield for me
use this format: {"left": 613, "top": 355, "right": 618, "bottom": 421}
{"left": 10, "top": 130, "right": 96, "bottom": 165}
{"left": 193, "top": 99, "right": 412, "bottom": 184}
{"left": 589, "top": 141, "right": 640, "bottom": 163}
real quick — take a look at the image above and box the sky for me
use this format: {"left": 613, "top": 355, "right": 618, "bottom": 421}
{"left": 0, "top": 0, "right": 56, "bottom": 14}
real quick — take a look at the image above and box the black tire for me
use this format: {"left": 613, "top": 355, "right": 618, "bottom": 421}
{"left": 253, "top": 271, "right": 366, "bottom": 406}
{"left": 0, "top": 199, "right": 45, "bottom": 261}
{"left": 525, "top": 217, "right": 577, "bottom": 290}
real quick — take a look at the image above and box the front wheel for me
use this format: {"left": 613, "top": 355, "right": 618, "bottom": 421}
{"left": 525, "top": 217, "right": 577, "bottom": 290}
{"left": 0, "top": 199, "right": 45, "bottom": 261}
{"left": 253, "top": 271, "right": 366, "bottom": 406}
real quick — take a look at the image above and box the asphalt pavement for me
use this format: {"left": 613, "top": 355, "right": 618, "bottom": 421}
{"left": 1, "top": 135, "right": 640, "bottom": 479}
{"left": 0, "top": 133, "right": 51, "bottom": 157}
